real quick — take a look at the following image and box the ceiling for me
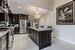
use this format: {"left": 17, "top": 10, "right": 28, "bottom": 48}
{"left": 8, "top": 0, "right": 54, "bottom": 16}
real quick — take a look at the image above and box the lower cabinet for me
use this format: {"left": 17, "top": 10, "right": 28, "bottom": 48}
{"left": 28, "top": 28, "right": 52, "bottom": 50}
{"left": 0, "top": 33, "right": 8, "bottom": 50}
{"left": 39, "top": 31, "right": 52, "bottom": 49}
{"left": 14, "top": 27, "right": 19, "bottom": 34}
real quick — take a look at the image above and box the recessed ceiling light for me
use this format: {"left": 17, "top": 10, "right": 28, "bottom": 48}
{"left": 36, "top": 11, "right": 39, "bottom": 14}
{"left": 18, "top": 6, "right": 22, "bottom": 9}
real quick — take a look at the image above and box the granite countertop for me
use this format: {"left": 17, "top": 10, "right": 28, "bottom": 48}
{"left": 29, "top": 27, "right": 54, "bottom": 31}
{"left": 0, "top": 29, "right": 10, "bottom": 38}
{"left": 0, "top": 24, "right": 17, "bottom": 38}
{"left": 0, "top": 24, "right": 18, "bottom": 29}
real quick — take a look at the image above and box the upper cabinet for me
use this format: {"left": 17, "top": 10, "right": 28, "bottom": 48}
{"left": 0, "top": 12, "right": 5, "bottom": 21}
{"left": 19, "top": 14, "right": 28, "bottom": 20}
{"left": 2, "top": 0, "right": 8, "bottom": 8}
{"left": 0, "top": 0, "right": 9, "bottom": 13}
{"left": 0, "top": 0, "right": 3, "bottom": 6}
{"left": 0, "top": 0, "right": 10, "bottom": 21}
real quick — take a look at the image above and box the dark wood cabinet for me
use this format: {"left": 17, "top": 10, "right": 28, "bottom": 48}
{"left": 0, "top": 0, "right": 11, "bottom": 50}
{"left": 0, "top": 12, "right": 5, "bottom": 21}
{"left": 0, "top": 0, "right": 3, "bottom": 3}
{"left": 8, "top": 14, "right": 20, "bottom": 34}
{"left": 0, "top": 0, "right": 9, "bottom": 21}
{"left": 14, "top": 27, "right": 19, "bottom": 34}
{"left": 0, "top": 0, "right": 2, "bottom": 6}
{"left": 19, "top": 15, "right": 28, "bottom": 20}
{"left": 28, "top": 28, "right": 52, "bottom": 50}
{"left": 9, "top": 14, "right": 28, "bottom": 24}
{"left": 0, "top": 33, "right": 8, "bottom": 50}
{"left": 0, "top": 0, "right": 8, "bottom": 8}
{"left": 39, "top": 31, "right": 52, "bottom": 49}
{"left": 12, "top": 14, "right": 19, "bottom": 24}
{"left": 9, "top": 14, "right": 28, "bottom": 34}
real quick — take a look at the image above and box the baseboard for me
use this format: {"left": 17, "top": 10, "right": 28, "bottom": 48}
{"left": 58, "top": 37, "right": 75, "bottom": 45}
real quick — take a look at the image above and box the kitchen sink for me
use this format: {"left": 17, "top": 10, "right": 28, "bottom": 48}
{"left": 8, "top": 24, "right": 14, "bottom": 27}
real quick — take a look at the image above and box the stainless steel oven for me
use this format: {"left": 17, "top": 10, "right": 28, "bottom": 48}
{"left": 8, "top": 28, "right": 14, "bottom": 48}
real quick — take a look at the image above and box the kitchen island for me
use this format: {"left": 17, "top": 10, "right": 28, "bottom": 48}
{"left": 28, "top": 27, "right": 54, "bottom": 50}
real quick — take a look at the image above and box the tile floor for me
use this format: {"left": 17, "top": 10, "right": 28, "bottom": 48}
{"left": 10, "top": 34, "right": 75, "bottom": 50}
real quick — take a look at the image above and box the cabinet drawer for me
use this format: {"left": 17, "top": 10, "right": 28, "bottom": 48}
{"left": 2, "top": 41, "right": 7, "bottom": 50}
{"left": 2, "top": 35, "right": 6, "bottom": 40}
{"left": 1, "top": 35, "right": 6, "bottom": 44}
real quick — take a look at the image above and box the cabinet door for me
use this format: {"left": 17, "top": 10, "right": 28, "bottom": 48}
{"left": 34, "top": 31, "right": 39, "bottom": 45}
{"left": 0, "top": 13, "right": 5, "bottom": 21}
{"left": 0, "top": 0, "right": 2, "bottom": 6}
{"left": 45, "top": 31, "right": 50, "bottom": 44}
{"left": 39, "top": 31, "right": 52, "bottom": 49}
{"left": 0, "top": 0, "right": 2, "bottom": 3}
{"left": 39, "top": 31, "right": 45, "bottom": 48}
{"left": 44, "top": 31, "right": 52, "bottom": 48}
{"left": 2, "top": 41, "right": 7, "bottom": 50}
{"left": 1, "top": 35, "right": 7, "bottom": 50}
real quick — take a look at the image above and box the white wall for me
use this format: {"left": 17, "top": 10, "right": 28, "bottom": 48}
{"left": 39, "top": 0, "right": 75, "bottom": 44}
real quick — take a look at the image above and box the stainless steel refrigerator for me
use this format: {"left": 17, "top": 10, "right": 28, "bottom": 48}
{"left": 20, "top": 19, "right": 27, "bottom": 34}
